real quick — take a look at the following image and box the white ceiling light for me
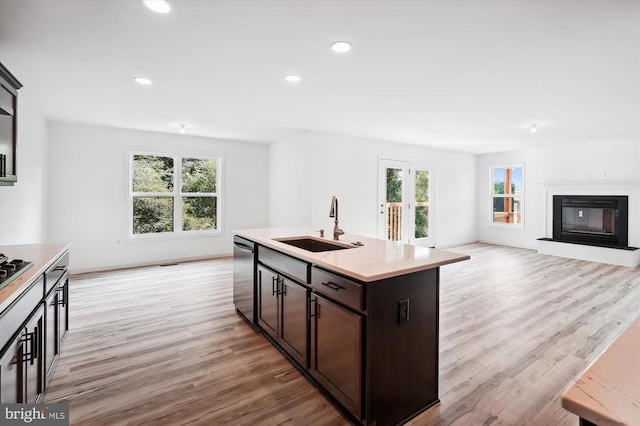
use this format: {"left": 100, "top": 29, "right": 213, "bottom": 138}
{"left": 530, "top": 123, "right": 538, "bottom": 133}
{"left": 284, "top": 74, "right": 301, "bottom": 83}
{"left": 331, "top": 41, "right": 352, "bottom": 53}
{"left": 134, "top": 77, "right": 153, "bottom": 85}
{"left": 141, "top": 0, "right": 171, "bottom": 14}
{"left": 178, "top": 123, "right": 187, "bottom": 134}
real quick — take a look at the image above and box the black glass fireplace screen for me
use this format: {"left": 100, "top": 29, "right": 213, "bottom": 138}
{"left": 553, "top": 195, "right": 628, "bottom": 247}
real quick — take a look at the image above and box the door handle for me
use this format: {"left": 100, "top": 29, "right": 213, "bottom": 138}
{"left": 272, "top": 275, "right": 277, "bottom": 296}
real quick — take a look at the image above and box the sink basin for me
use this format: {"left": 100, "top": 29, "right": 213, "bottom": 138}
{"left": 274, "top": 237, "right": 355, "bottom": 252}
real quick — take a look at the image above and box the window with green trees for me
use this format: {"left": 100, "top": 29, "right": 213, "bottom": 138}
{"left": 130, "top": 153, "right": 220, "bottom": 236}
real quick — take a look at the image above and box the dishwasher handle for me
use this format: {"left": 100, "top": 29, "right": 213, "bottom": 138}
{"left": 233, "top": 242, "right": 254, "bottom": 253}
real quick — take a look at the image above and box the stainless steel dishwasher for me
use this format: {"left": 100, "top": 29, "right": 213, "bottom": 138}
{"left": 233, "top": 235, "right": 257, "bottom": 324}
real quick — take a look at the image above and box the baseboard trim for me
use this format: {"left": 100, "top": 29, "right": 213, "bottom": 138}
{"left": 70, "top": 253, "right": 233, "bottom": 277}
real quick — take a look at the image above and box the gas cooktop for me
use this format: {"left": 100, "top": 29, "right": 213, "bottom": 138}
{"left": 0, "top": 253, "right": 33, "bottom": 291}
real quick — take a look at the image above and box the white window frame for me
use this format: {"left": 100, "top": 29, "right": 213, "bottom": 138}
{"left": 129, "top": 151, "right": 222, "bottom": 239}
{"left": 490, "top": 164, "right": 524, "bottom": 228}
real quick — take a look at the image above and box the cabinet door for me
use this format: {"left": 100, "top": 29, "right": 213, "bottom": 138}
{"left": 0, "top": 333, "right": 23, "bottom": 403}
{"left": 310, "top": 293, "right": 363, "bottom": 418}
{"left": 279, "top": 278, "right": 308, "bottom": 367}
{"left": 44, "top": 288, "right": 58, "bottom": 383}
{"left": 58, "top": 276, "right": 69, "bottom": 345}
{"left": 24, "top": 306, "right": 44, "bottom": 403}
{"left": 257, "top": 265, "right": 278, "bottom": 339}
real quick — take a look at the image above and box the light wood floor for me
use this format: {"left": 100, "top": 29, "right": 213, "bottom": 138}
{"left": 44, "top": 244, "right": 640, "bottom": 426}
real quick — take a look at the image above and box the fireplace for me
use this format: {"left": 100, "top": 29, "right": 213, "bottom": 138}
{"left": 553, "top": 195, "right": 628, "bottom": 248}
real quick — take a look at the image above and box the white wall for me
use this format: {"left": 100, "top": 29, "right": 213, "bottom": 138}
{"left": 0, "top": 90, "right": 48, "bottom": 245}
{"left": 270, "top": 130, "right": 477, "bottom": 247}
{"left": 477, "top": 139, "right": 640, "bottom": 249}
{"left": 47, "top": 122, "right": 269, "bottom": 273}
{"left": 268, "top": 132, "right": 312, "bottom": 227}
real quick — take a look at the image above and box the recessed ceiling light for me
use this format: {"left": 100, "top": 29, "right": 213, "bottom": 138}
{"left": 141, "top": 0, "right": 171, "bottom": 14}
{"left": 331, "top": 41, "right": 352, "bottom": 53}
{"left": 530, "top": 123, "right": 538, "bottom": 133}
{"left": 178, "top": 123, "right": 187, "bottom": 134}
{"left": 284, "top": 74, "right": 301, "bottom": 83}
{"left": 134, "top": 77, "right": 153, "bottom": 86}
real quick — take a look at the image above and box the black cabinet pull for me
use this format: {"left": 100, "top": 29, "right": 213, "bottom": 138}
{"left": 32, "top": 325, "right": 38, "bottom": 364}
{"left": 21, "top": 329, "right": 37, "bottom": 365}
{"left": 321, "top": 281, "right": 344, "bottom": 291}
{"left": 308, "top": 297, "right": 319, "bottom": 321}
{"left": 278, "top": 277, "right": 286, "bottom": 296}
{"left": 272, "top": 275, "right": 277, "bottom": 296}
{"left": 56, "top": 286, "right": 66, "bottom": 306}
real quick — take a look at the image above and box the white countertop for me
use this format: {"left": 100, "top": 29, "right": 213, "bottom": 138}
{"left": 0, "top": 242, "right": 71, "bottom": 312}
{"left": 235, "top": 227, "right": 470, "bottom": 282}
{"left": 561, "top": 316, "right": 640, "bottom": 426}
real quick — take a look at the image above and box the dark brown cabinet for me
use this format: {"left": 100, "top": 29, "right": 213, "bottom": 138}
{"left": 0, "top": 248, "right": 70, "bottom": 404}
{"left": 0, "top": 62, "right": 22, "bottom": 186}
{"left": 0, "top": 305, "right": 44, "bottom": 403}
{"left": 310, "top": 293, "right": 363, "bottom": 418}
{"left": 44, "top": 254, "right": 69, "bottom": 386}
{"left": 257, "top": 264, "right": 309, "bottom": 367}
{"left": 239, "top": 235, "right": 443, "bottom": 426}
{"left": 257, "top": 265, "right": 278, "bottom": 338}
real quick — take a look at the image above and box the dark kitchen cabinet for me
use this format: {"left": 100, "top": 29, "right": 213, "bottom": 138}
{"left": 0, "top": 334, "right": 21, "bottom": 403}
{"left": 257, "top": 264, "right": 309, "bottom": 367}
{"left": 0, "top": 305, "right": 44, "bottom": 403}
{"left": 310, "top": 293, "right": 363, "bottom": 418}
{"left": 257, "top": 265, "right": 278, "bottom": 339}
{"left": 237, "top": 234, "right": 444, "bottom": 426}
{"left": 57, "top": 275, "right": 69, "bottom": 345}
{"left": 44, "top": 286, "right": 57, "bottom": 381}
{"left": 0, "top": 62, "right": 22, "bottom": 186}
{"left": 43, "top": 252, "right": 69, "bottom": 386}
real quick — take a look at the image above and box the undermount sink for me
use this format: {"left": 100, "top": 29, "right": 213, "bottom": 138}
{"left": 274, "top": 237, "right": 355, "bottom": 252}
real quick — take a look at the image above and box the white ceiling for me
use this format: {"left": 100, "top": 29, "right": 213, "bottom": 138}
{"left": 0, "top": 0, "right": 638, "bottom": 154}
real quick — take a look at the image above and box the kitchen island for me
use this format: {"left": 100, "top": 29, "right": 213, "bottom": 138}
{"left": 233, "top": 228, "right": 469, "bottom": 426}
{"left": 561, "top": 316, "right": 640, "bottom": 426}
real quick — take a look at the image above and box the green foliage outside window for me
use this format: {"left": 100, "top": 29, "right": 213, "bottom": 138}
{"left": 414, "top": 170, "right": 429, "bottom": 239}
{"left": 132, "top": 154, "right": 218, "bottom": 235}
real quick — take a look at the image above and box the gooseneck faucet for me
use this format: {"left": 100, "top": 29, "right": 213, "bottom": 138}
{"left": 329, "top": 196, "right": 344, "bottom": 241}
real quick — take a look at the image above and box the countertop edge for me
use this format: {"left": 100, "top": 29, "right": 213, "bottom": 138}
{"left": 0, "top": 242, "right": 72, "bottom": 313}
{"left": 560, "top": 316, "right": 640, "bottom": 426}
{"left": 235, "top": 229, "right": 470, "bottom": 282}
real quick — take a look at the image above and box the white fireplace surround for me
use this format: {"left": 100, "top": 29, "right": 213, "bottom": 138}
{"left": 537, "top": 180, "right": 640, "bottom": 267}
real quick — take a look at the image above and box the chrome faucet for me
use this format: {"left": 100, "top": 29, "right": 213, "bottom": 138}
{"left": 329, "top": 196, "right": 344, "bottom": 241}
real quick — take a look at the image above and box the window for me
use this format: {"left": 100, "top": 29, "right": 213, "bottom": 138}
{"left": 491, "top": 166, "right": 523, "bottom": 225}
{"left": 130, "top": 153, "right": 221, "bottom": 237}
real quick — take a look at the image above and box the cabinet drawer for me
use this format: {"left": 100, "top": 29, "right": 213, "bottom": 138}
{"left": 45, "top": 251, "right": 69, "bottom": 294}
{"left": 0, "top": 275, "right": 44, "bottom": 352}
{"left": 258, "top": 246, "right": 309, "bottom": 284}
{"left": 311, "top": 267, "right": 363, "bottom": 311}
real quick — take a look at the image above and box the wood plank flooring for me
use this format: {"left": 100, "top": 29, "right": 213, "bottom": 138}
{"left": 44, "top": 244, "right": 640, "bottom": 425}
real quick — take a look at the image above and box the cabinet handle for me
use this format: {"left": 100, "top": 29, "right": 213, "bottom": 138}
{"left": 278, "top": 277, "right": 286, "bottom": 296}
{"left": 32, "top": 326, "right": 38, "bottom": 364}
{"left": 21, "top": 329, "right": 37, "bottom": 365}
{"left": 53, "top": 265, "right": 66, "bottom": 271}
{"left": 321, "top": 281, "right": 345, "bottom": 291}
{"left": 308, "top": 297, "right": 319, "bottom": 321}
{"left": 56, "top": 286, "right": 66, "bottom": 306}
{"left": 272, "top": 275, "right": 277, "bottom": 296}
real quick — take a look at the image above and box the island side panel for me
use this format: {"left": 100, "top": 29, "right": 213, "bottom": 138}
{"left": 366, "top": 267, "right": 439, "bottom": 426}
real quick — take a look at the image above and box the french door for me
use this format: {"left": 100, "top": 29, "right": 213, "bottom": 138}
{"left": 378, "top": 159, "right": 433, "bottom": 247}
